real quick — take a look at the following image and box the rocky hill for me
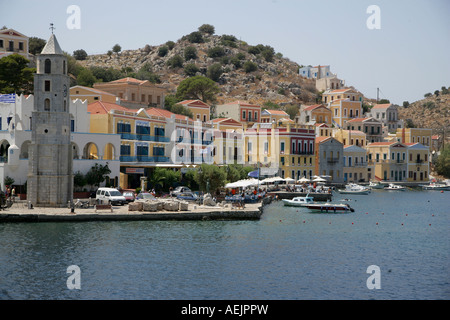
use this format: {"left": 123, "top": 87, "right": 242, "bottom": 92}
{"left": 398, "top": 90, "right": 450, "bottom": 131}
{"left": 78, "top": 31, "right": 319, "bottom": 106}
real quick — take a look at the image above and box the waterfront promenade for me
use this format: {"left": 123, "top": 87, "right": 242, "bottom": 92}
{"left": 0, "top": 201, "right": 265, "bottom": 222}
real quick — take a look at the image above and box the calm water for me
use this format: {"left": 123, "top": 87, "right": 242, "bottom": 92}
{"left": 0, "top": 189, "right": 448, "bottom": 300}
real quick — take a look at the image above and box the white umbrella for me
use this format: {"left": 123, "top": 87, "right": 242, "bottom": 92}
{"left": 298, "top": 177, "right": 310, "bottom": 183}
{"left": 312, "top": 177, "right": 326, "bottom": 182}
{"left": 284, "top": 177, "right": 295, "bottom": 184}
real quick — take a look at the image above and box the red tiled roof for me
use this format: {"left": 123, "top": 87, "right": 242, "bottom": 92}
{"left": 315, "top": 136, "right": 331, "bottom": 143}
{"left": 263, "top": 109, "right": 289, "bottom": 115}
{"left": 146, "top": 107, "right": 193, "bottom": 121}
{"left": 178, "top": 100, "right": 211, "bottom": 108}
{"left": 109, "top": 77, "right": 146, "bottom": 84}
{"left": 87, "top": 101, "right": 133, "bottom": 114}
{"left": 304, "top": 104, "right": 325, "bottom": 111}
{"left": 366, "top": 141, "right": 396, "bottom": 146}
{"left": 371, "top": 103, "right": 392, "bottom": 109}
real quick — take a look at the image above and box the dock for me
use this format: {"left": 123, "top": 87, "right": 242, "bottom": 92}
{"left": 0, "top": 201, "right": 268, "bottom": 223}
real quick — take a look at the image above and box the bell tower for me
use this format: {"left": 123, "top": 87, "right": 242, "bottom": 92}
{"left": 27, "top": 29, "right": 73, "bottom": 207}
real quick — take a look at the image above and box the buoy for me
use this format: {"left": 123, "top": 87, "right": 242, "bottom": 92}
{"left": 441, "top": 191, "right": 444, "bottom": 193}
{"left": 429, "top": 224, "right": 431, "bottom": 226}
{"left": 376, "top": 222, "right": 378, "bottom": 225}
{"left": 366, "top": 212, "right": 368, "bottom": 214}
{"left": 303, "top": 220, "right": 306, "bottom": 223}
{"left": 406, "top": 214, "right": 408, "bottom": 216}
{"left": 352, "top": 222, "right": 354, "bottom": 225}
{"left": 401, "top": 223, "right": 404, "bottom": 226}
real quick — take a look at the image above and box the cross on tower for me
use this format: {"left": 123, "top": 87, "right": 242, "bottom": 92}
{"left": 49, "top": 23, "right": 55, "bottom": 34}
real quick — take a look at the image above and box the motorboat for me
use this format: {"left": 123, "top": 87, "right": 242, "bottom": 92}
{"left": 282, "top": 194, "right": 315, "bottom": 207}
{"left": 338, "top": 183, "right": 370, "bottom": 195}
{"left": 305, "top": 203, "right": 354, "bottom": 213}
{"left": 419, "top": 182, "right": 450, "bottom": 191}
{"left": 384, "top": 183, "right": 406, "bottom": 191}
{"left": 369, "top": 181, "right": 384, "bottom": 189}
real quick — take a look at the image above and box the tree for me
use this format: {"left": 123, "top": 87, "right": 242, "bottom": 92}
{"left": 184, "top": 63, "right": 200, "bottom": 77}
{"left": 0, "top": 54, "right": 35, "bottom": 94}
{"left": 187, "top": 31, "right": 204, "bottom": 44}
{"left": 403, "top": 101, "right": 410, "bottom": 108}
{"left": 169, "top": 103, "right": 194, "bottom": 118}
{"left": 284, "top": 104, "right": 299, "bottom": 120}
{"left": 435, "top": 145, "right": 450, "bottom": 178}
{"left": 198, "top": 24, "right": 215, "bottom": 35}
{"left": 207, "top": 63, "right": 223, "bottom": 82}
{"left": 85, "top": 163, "right": 111, "bottom": 189}
{"left": 28, "top": 37, "right": 46, "bottom": 55}
{"left": 77, "top": 68, "right": 97, "bottom": 87}
{"left": 135, "top": 63, "right": 161, "bottom": 83}
{"left": 73, "top": 171, "right": 87, "bottom": 191}
{"left": 176, "top": 76, "right": 220, "bottom": 103}
{"left": 112, "top": 44, "right": 121, "bottom": 54}
{"left": 243, "top": 61, "right": 258, "bottom": 73}
{"left": 207, "top": 46, "right": 225, "bottom": 58}
{"left": 378, "top": 99, "right": 390, "bottom": 104}
{"left": 166, "top": 41, "right": 175, "bottom": 50}
{"left": 73, "top": 49, "right": 88, "bottom": 61}
{"left": 434, "top": 90, "right": 440, "bottom": 97}
{"left": 424, "top": 93, "right": 432, "bottom": 98}
{"left": 184, "top": 46, "right": 197, "bottom": 61}
{"left": 167, "top": 55, "right": 183, "bottom": 68}
{"left": 148, "top": 168, "right": 181, "bottom": 192}
{"left": 158, "top": 46, "right": 168, "bottom": 57}
{"left": 261, "top": 46, "right": 275, "bottom": 62}
{"left": 194, "top": 164, "right": 226, "bottom": 193}
{"left": 4, "top": 176, "right": 14, "bottom": 187}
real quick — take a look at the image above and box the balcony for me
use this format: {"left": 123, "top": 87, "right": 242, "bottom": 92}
{"left": 119, "top": 156, "right": 170, "bottom": 163}
{"left": 119, "top": 133, "right": 170, "bottom": 142}
{"left": 327, "top": 157, "right": 340, "bottom": 164}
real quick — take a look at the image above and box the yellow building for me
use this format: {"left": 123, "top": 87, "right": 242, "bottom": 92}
{"left": 405, "top": 143, "right": 430, "bottom": 182}
{"left": 178, "top": 100, "right": 211, "bottom": 122}
{"left": 0, "top": 28, "right": 29, "bottom": 59}
{"left": 93, "top": 77, "right": 166, "bottom": 109}
{"left": 244, "top": 122, "right": 316, "bottom": 180}
{"left": 70, "top": 85, "right": 117, "bottom": 104}
{"left": 261, "top": 109, "right": 290, "bottom": 123}
{"left": 334, "top": 129, "right": 366, "bottom": 147}
{"left": 343, "top": 145, "right": 368, "bottom": 183}
{"left": 396, "top": 128, "right": 432, "bottom": 147}
{"left": 322, "top": 88, "right": 363, "bottom": 104}
{"left": 366, "top": 141, "right": 408, "bottom": 182}
{"left": 329, "top": 99, "right": 363, "bottom": 128}
{"left": 211, "top": 118, "right": 244, "bottom": 165}
{"left": 296, "top": 104, "right": 332, "bottom": 126}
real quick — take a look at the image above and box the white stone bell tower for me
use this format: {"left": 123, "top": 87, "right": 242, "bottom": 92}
{"left": 27, "top": 30, "right": 73, "bottom": 207}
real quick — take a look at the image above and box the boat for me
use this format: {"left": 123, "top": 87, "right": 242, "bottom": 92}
{"left": 369, "top": 181, "right": 384, "bottom": 189}
{"left": 282, "top": 194, "right": 315, "bottom": 207}
{"left": 384, "top": 183, "right": 406, "bottom": 191}
{"left": 419, "top": 182, "right": 450, "bottom": 191}
{"left": 338, "top": 183, "right": 370, "bottom": 195}
{"left": 305, "top": 203, "right": 354, "bottom": 213}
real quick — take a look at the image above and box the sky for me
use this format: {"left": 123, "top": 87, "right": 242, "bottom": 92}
{"left": 1, "top": 0, "right": 449, "bottom": 105}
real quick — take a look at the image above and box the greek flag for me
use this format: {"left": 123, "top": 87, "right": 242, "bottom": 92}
{"left": 248, "top": 169, "right": 259, "bottom": 178}
{"left": 0, "top": 93, "right": 16, "bottom": 103}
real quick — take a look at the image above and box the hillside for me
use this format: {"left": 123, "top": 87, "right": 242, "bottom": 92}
{"left": 398, "top": 91, "right": 450, "bottom": 131}
{"left": 78, "top": 30, "right": 319, "bottom": 106}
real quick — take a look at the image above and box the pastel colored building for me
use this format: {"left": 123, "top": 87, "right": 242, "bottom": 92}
{"left": 93, "top": 77, "right": 166, "bottom": 109}
{"left": 314, "top": 137, "right": 344, "bottom": 183}
{"left": 260, "top": 109, "right": 290, "bottom": 123}
{"left": 177, "top": 100, "right": 211, "bottom": 123}
{"left": 334, "top": 129, "right": 366, "bottom": 147}
{"left": 368, "top": 103, "right": 403, "bottom": 133}
{"left": 211, "top": 118, "right": 244, "bottom": 165}
{"left": 215, "top": 101, "right": 261, "bottom": 124}
{"left": 343, "top": 145, "right": 368, "bottom": 183}
{"left": 395, "top": 127, "right": 432, "bottom": 147}
{"left": 70, "top": 85, "right": 117, "bottom": 104}
{"left": 296, "top": 104, "right": 332, "bottom": 126}
{"left": 405, "top": 142, "right": 430, "bottom": 182}
{"left": 366, "top": 141, "right": 408, "bottom": 182}
{"left": 345, "top": 117, "right": 383, "bottom": 144}
{"left": 0, "top": 28, "right": 29, "bottom": 59}
{"left": 329, "top": 99, "right": 363, "bottom": 128}
{"left": 244, "top": 122, "right": 316, "bottom": 179}
{"left": 322, "top": 88, "right": 363, "bottom": 105}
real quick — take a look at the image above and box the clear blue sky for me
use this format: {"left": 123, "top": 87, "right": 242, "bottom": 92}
{"left": 1, "top": 0, "right": 449, "bottom": 105}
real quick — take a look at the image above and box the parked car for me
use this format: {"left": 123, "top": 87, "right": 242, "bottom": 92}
{"left": 176, "top": 192, "right": 198, "bottom": 201}
{"left": 135, "top": 192, "right": 157, "bottom": 201}
{"left": 172, "top": 186, "right": 192, "bottom": 196}
{"left": 96, "top": 188, "right": 127, "bottom": 205}
{"left": 122, "top": 191, "right": 135, "bottom": 203}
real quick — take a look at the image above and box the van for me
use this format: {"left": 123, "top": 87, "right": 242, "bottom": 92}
{"left": 96, "top": 188, "right": 127, "bottom": 205}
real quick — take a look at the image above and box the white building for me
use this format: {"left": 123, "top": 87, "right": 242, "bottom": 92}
{"left": 0, "top": 94, "right": 121, "bottom": 192}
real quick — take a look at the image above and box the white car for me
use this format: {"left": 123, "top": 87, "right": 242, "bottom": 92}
{"left": 172, "top": 186, "right": 192, "bottom": 196}
{"left": 96, "top": 188, "right": 127, "bottom": 205}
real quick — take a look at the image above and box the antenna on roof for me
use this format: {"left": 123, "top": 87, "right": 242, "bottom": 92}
{"left": 49, "top": 23, "right": 55, "bottom": 34}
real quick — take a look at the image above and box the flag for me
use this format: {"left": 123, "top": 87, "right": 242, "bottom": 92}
{"left": 0, "top": 93, "right": 16, "bottom": 103}
{"left": 248, "top": 170, "right": 259, "bottom": 178}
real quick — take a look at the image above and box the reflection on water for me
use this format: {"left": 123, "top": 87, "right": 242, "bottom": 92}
{"left": 0, "top": 190, "right": 449, "bottom": 299}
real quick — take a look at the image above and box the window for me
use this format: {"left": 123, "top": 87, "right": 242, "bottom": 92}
{"left": 44, "top": 80, "right": 50, "bottom": 91}
{"left": 19, "top": 42, "right": 24, "bottom": 51}
{"left": 45, "top": 59, "right": 51, "bottom": 74}
{"left": 242, "top": 110, "right": 246, "bottom": 120}
{"left": 71, "top": 119, "right": 75, "bottom": 132}
{"left": 120, "top": 145, "right": 131, "bottom": 155}
{"left": 63, "top": 60, "right": 66, "bottom": 74}
{"left": 131, "top": 93, "right": 136, "bottom": 101}
{"left": 44, "top": 99, "right": 50, "bottom": 111}
{"left": 254, "top": 111, "right": 258, "bottom": 120}
{"left": 280, "top": 141, "right": 285, "bottom": 153}
{"left": 141, "top": 94, "right": 145, "bottom": 102}
{"left": 0, "top": 40, "right": 3, "bottom": 48}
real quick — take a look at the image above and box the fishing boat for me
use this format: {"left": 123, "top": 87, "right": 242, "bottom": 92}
{"left": 369, "top": 181, "right": 384, "bottom": 189}
{"left": 305, "top": 203, "right": 354, "bottom": 213}
{"left": 282, "top": 194, "right": 315, "bottom": 207}
{"left": 338, "top": 183, "right": 370, "bottom": 195}
{"left": 384, "top": 183, "right": 406, "bottom": 191}
{"left": 419, "top": 182, "right": 450, "bottom": 191}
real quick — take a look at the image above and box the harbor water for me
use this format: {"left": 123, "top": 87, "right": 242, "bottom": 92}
{"left": 0, "top": 189, "right": 448, "bottom": 300}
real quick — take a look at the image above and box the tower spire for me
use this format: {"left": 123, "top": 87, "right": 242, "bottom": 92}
{"left": 50, "top": 23, "right": 55, "bottom": 34}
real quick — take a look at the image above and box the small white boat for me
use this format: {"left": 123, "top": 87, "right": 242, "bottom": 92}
{"left": 338, "top": 183, "right": 370, "bottom": 195}
{"left": 369, "top": 181, "right": 384, "bottom": 189}
{"left": 282, "top": 194, "right": 315, "bottom": 207}
{"left": 419, "top": 183, "right": 450, "bottom": 191}
{"left": 305, "top": 203, "right": 354, "bottom": 213}
{"left": 384, "top": 183, "right": 406, "bottom": 191}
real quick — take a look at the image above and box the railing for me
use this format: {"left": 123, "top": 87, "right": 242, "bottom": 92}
{"left": 120, "top": 156, "right": 170, "bottom": 163}
{"left": 327, "top": 157, "right": 340, "bottom": 164}
{"left": 119, "top": 133, "right": 170, "bottom": 142}
{"left": 344, "top": 162, "right": 368, "bottom": 167}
